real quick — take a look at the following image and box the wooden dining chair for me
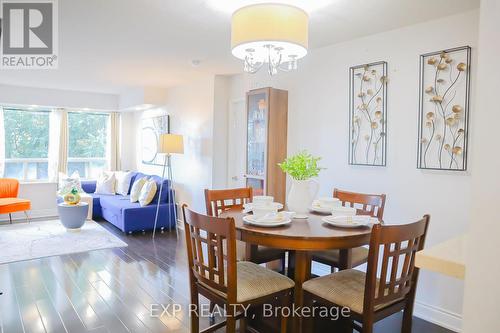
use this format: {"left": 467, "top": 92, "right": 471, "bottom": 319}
{"left": 312, "top": 188, "right": 386, "bottom": 271}
{"left": 182, "top": 205, "right": 294, "bottom": 333}
{"left": 204, "top": 188, "right": 287, "bottom": 272}
{"left": 303, "top": 215, "right": 430, "bottom": 333}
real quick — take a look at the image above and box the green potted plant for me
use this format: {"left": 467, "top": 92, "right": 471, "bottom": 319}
{"left": 278, "top": 150, "right": 324, "bottom": 218}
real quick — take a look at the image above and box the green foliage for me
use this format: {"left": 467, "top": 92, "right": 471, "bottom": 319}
{"left": 3, "top": 109, "right": 108, "bottom": 160}
{"left": 278, "top": 150, "right": 324, "bottom": 180}
{"left": 4, "top": 109, "right": 50, "bottom": 158}
{"left": 68, "top": 112, "right": 108, "bottom": 158}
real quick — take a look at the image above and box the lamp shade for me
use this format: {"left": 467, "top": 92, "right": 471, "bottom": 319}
{"left": 158, "top": 134, "right": 184, "bottom": 154}
{"left": 231, "top": 3, "right": 308, "bottom": 61}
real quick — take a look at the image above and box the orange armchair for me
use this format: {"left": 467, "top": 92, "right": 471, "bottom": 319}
{"left": 0, "top": 178, "right": 31, "bottom": 223}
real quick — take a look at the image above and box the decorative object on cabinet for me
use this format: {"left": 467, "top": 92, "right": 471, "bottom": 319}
{"left": 349, "top": 61, "right": 388, "bottom": 166}
{"left": 141, "top": 114, "right": 170, "bottom": 166}
{"left": 279, "top": 151, "right": 323, "bottom": 218}
{"left": 246, "top": 87, "right": 288, "bottom": 205}
{"left": 417, "top": 46, "right": 471, "bottom": 171}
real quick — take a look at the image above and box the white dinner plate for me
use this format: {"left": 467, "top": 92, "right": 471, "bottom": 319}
{"left": 322, "top": 215, "right": 375, "bottom": 228}
{"left": 243, "top": 215, "right": 291, "bottom": 227}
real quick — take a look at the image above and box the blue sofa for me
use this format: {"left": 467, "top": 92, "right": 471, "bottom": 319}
{"left": 81, "top": 172, "right": 176, "bottom": 233}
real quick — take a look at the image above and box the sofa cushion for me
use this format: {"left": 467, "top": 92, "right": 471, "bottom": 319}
{"left": 115, "top": 171, "right": 134, "bottom": 196}
{"left": 58, "top": 171, "right": 83, "bottom": 195}
{"left": 95, "top": 172, "right": 116, "bottom": 195}
{"left": 130, "top": 176, "right": 148, "bottom": 203}
{"left": 133, "top": 173, "right": 172, "bottom": 204}
{"left": 87, "top": 193, "right": 115, "bottom": 218}
{"left": 81, "top": 180, "right": 97, "bottom": 194}
{"left": 139, "top": 180, "right": 157, "bottom": 206}
{"left": 99, "top": 194, "right": 138, "bottom": 211}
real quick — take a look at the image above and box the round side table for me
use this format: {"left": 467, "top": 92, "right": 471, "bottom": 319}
{"left": 57, "top": 202, "right": 89, "bottom": 231}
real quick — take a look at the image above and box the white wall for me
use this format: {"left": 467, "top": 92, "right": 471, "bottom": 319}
{"left": 0, "top": 84, "right": 119, "bottom": 110}
{"left": 463, "top": 0, "right": 500, "bottom": 331}
{"left": 225, "top": 10, "right": 479, "bottom": 331}
{"left": 212, "top": 75, "right": 231, "bottom": 189}
{"left": 134, "top": 76, "right": 216, "bottom": 213}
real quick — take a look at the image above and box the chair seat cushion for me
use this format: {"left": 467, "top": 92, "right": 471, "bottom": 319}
{"left": 313, "top": 247, "right": 369, "bottom": 267}
{"left": 201, "top": 261, "right": 294, "bottom": 303}
{"left": 0, "top": 198, "right": 31, "bottom": 214}
{"left": 303, "top": 269, "right": 402, "bottom": 314}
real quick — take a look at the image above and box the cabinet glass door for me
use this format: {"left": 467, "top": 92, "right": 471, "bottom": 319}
{"left": 246, "top": 91, "right": 267, "bottom": 194}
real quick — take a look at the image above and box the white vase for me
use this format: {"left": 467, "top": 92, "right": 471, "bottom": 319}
{"left": 287, "top": 179, "right": 319, "bottom": 218}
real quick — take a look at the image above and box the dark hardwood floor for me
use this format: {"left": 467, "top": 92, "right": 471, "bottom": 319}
{"left": 0, "top": 219, "right": 454, "bottom": 333}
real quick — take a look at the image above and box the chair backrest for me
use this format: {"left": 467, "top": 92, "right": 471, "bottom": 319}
{"left": 333, "top": 188, "right": 386, "bottom": 220}
{"left": 0, "top": 178, "right": 20, "bottom": 199}
{"left": 205, "top": 188, "right": 253, "bottom": 217}
{"left": 363, "top": 215, "right": 430, "bottom": 314}
{"left": 182, "top": 204, "right": 238, "bottom": 304}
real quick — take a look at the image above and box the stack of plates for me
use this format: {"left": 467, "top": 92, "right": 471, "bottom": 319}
{"left": 322, "top": 215, "right": 378, "bottom": 228}
{"left": 243, "top": 212, "right": 293, "bottom": 227}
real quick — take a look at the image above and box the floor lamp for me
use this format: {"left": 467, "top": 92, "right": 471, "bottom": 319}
{"left": 153, "top": 133, "right": 184, "bottom": 239}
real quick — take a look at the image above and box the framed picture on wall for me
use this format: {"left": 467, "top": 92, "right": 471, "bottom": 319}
{"left": 349, "top": 61, "right": 388, "bottom": 166}
{"left": 417, "top": 46, "right": 471, "bottom": 171}
{"left": 141, "top": 114, "right": 170, "bottom": 166}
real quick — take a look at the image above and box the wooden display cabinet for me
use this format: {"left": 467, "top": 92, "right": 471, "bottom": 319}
{"left": 245, "top": 87, "right": 288, "bottom": 205}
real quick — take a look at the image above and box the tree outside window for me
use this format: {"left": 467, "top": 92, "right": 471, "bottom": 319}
{"left": 3, "top": 108, "right": 50, "bottom": 180}
{"left": 67, "top": 112, "right": 109, "bottom": 179}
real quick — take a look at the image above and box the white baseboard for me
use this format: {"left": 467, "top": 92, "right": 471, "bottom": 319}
{"left": 414, "top": 300, "right": 462, "bottom": 332}
{"left": 0, "top": 208, "right": 58, "bottom": 222}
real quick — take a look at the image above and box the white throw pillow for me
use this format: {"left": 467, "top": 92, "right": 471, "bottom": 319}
{"left": 138, "top": 180, "right": 157, "bottom": 207}
{"left": 130, "top": 176, "right": 148, "bottom": 202}
{"left": 95, "top": 172, "right": 116, "bottom": 195}
{"left": 58, "top": 171, "right": 83, "bottom": 195}
{"left": 115, "top": 171, "right": 134, "bottom": 196}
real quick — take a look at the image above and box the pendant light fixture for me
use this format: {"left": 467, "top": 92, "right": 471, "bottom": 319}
{"left": 231, "top": 3, "right": 309, "bottom": 76}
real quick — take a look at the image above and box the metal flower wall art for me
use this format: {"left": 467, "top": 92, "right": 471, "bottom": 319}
{"left": 417, "top": 46, "right": 471, "bottom": 171}
{"left": 349, "top": 61, "right": 388, "bottom": 166}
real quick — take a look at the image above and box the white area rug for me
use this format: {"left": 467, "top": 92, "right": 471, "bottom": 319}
{"left": 0, "top": 220, "right": 128, "bottom": 265}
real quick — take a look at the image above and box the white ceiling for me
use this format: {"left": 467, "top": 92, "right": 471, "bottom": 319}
{"left": 0, "top": 0, "right": 479, "bottom": 94}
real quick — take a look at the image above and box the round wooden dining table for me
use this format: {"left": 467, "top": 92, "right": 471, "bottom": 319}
{"left": 220, "top": 210, "right": 374, "bottom": 333}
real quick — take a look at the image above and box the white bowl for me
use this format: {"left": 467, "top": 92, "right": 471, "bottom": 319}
{"left": 243, "top": 202, "right": 283, "bottom": 211}
{"left": 318, "top": 197, "right": 341, "bottom": 208}
{"left": 331, "top": 206, "right": 356, "bottom": 217}
{"left": 253, "top": 195, "right": 274, "bottom": 205}
{"left": 252, "top": 205, "right": 279, "bottom": 218}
